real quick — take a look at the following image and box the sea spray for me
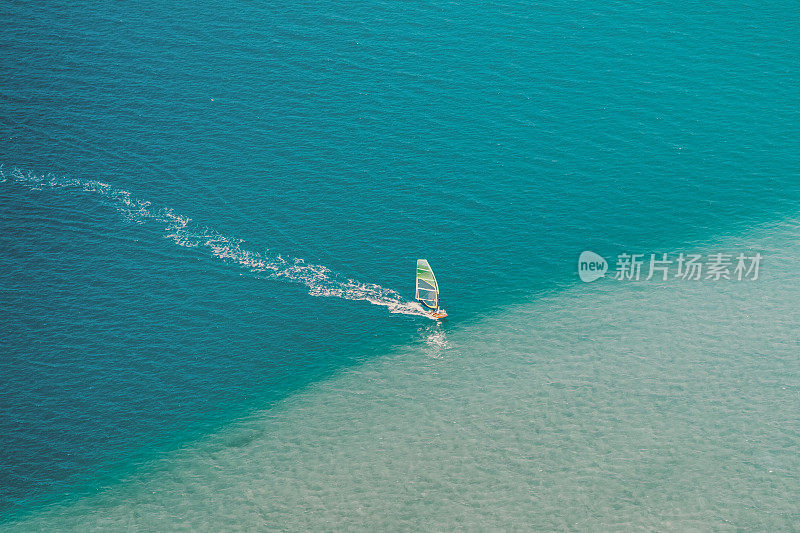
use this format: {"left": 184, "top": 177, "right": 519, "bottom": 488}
{"left": 1, "top": 168, "right": 428, "bottom": 317}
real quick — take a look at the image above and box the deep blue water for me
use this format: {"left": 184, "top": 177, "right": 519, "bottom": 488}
{"left": 1, "top": 0, "right": 797, "bottom": 518}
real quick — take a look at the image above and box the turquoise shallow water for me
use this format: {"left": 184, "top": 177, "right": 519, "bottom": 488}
{"left": 1, "top": 0, "right": 798, "bottom": 528}
{"left": 6, "top": 217, "right": 800, "bottom": 530}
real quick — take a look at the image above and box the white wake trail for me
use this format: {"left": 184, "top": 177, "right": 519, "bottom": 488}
{"left": 2, "top": 169, "right": 428, "bottom": 317}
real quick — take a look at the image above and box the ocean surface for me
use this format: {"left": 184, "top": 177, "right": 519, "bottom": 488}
{"left": 1, "top": 0, "right": 798, "bottom": 529}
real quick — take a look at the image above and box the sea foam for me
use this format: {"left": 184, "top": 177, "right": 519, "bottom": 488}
{"left": 1, "top": 168, "right": 428, "bottom": 317}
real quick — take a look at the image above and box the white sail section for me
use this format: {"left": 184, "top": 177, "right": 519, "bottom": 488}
{"left": 415, "top": 259, "right": 439, "bottom": 310}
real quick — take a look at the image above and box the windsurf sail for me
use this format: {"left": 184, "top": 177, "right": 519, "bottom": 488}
{"left": 415, "top": 259, "right": 440, "bottom": 310}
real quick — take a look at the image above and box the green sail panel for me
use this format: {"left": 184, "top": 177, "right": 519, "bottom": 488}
{"left": 415, "top": 259, "right": 439, "bottom": 309}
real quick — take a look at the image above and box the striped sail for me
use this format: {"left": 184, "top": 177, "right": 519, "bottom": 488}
{"left": 415, "top": 259, "right": 439, "bottom": 310}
